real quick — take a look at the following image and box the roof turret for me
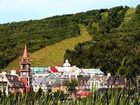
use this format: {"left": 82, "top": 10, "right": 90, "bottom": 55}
{"left": 63, "top": 59, "right": 71, "bottom": 67}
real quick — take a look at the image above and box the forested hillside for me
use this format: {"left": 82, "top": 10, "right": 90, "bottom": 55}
{"left": 7, "top": 25, "right": 92, "bottom": 69}
{"left": 65, "top": 5, "right": 140, "bottom": 77}
{"left": 0, "top": 16, "right": 81, "bottom": 69}
{"left": 0, "top": 6, "right": 112, "bottom": 69}
{"left": 0, "top": 4, "right": 140, "bottom": 78}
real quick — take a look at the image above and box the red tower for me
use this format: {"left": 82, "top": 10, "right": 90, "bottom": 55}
{"left": 19, "top": 44, "right": 32, "bottom": 92}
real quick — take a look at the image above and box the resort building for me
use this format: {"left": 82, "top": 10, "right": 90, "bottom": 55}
{"left": 0, "top": 70, "right": 25, "bottom": 95}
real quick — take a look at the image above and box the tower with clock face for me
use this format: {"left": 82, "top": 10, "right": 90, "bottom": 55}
{"left": 19, "top": 44, "right": 32, "bottom": 92}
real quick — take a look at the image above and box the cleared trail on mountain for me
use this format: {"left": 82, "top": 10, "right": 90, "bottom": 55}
{"left": 119, "top": 8, "right": 136, "bottom": 28}
{"left": 7, "top": 25, "right": 92, "bottom": 70}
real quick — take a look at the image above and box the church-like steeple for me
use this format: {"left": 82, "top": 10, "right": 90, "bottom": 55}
{"left": 20, "top": 43, "right": 30, "bottom": 64}
{"left": 19, "top": 44, "right": 32, "bottom": 92}
{"left": 22, "top": 44, "right": 28, "bottom": 59}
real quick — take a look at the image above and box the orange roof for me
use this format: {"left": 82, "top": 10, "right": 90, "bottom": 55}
{"left": 22, "top": 44, "right": 29, "bottom": 58}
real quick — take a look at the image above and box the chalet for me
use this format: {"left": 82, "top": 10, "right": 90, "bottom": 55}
{"left": 107, "top": 76, "right": 127, "bottom": 88}
{"left": 0, "top": 71, "right": 25, "bottom": 95}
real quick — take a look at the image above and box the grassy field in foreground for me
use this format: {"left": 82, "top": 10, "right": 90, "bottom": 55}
{"left": 0, "top": 89, "right": 139, "bottom": 105}
{"left": 7, "top": 25, "right": 92, "bottom": 70}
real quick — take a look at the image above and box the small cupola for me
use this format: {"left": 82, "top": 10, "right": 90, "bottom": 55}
{"left": 63, "top": 59, "right": 71, "bottom": 67}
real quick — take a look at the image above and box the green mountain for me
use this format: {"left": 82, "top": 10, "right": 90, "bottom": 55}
{"left": 65, "top": 5, "right": 140, "bottom": 77}
{"left": 0, "top": 6, "right": 107, "bottom": 69}
{"left": 0, "top": 4, "right": 140, "bottom": 78}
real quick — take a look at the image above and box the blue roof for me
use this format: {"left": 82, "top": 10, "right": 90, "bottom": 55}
{"left": 31, "top": 67, "right": 49, "bottom": 74}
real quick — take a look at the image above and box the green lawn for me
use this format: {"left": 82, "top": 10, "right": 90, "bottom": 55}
{"left": 7, "top": 25, "right": 92, "bottom": 70}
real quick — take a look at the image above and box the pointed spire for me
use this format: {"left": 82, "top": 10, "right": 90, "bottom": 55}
{"left": 22, "top": 44, "right": 28, "bottom": 58}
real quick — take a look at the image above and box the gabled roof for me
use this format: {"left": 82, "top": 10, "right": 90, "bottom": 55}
{"left": 5, "top": 74, "right": 25, "bottom": 88}
{"left": 46, "top": 73, "right": 59, "bottom": 79}
{"left": 6, "top": 74, "right": 19, "bottom": 82}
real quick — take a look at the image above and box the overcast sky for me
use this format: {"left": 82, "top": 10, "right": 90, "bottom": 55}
{"left": 0, "top": 0, "right": 139, "bottom": 23}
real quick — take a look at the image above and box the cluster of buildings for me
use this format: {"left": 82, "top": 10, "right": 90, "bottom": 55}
{"left": 0, "top": 44, "right": 127, "bottom": 95}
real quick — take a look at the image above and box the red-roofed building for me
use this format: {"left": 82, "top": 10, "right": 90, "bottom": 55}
{"left": 50, "top": 67, "right": 58, "bottom": 73}
{"left": 76, "top": 91, "right": 92, "bottom": 98}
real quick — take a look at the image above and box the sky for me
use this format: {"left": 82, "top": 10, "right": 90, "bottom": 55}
{"left": 0, "top": 0, "right": 140, "bottom": 23}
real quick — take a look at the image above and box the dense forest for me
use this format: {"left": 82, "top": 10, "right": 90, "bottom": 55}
{"left": 0, "top": 4, "right": 140, "bottom": 78}
{"left": 65, "top": 5, "right": 140, "bottom": 78}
